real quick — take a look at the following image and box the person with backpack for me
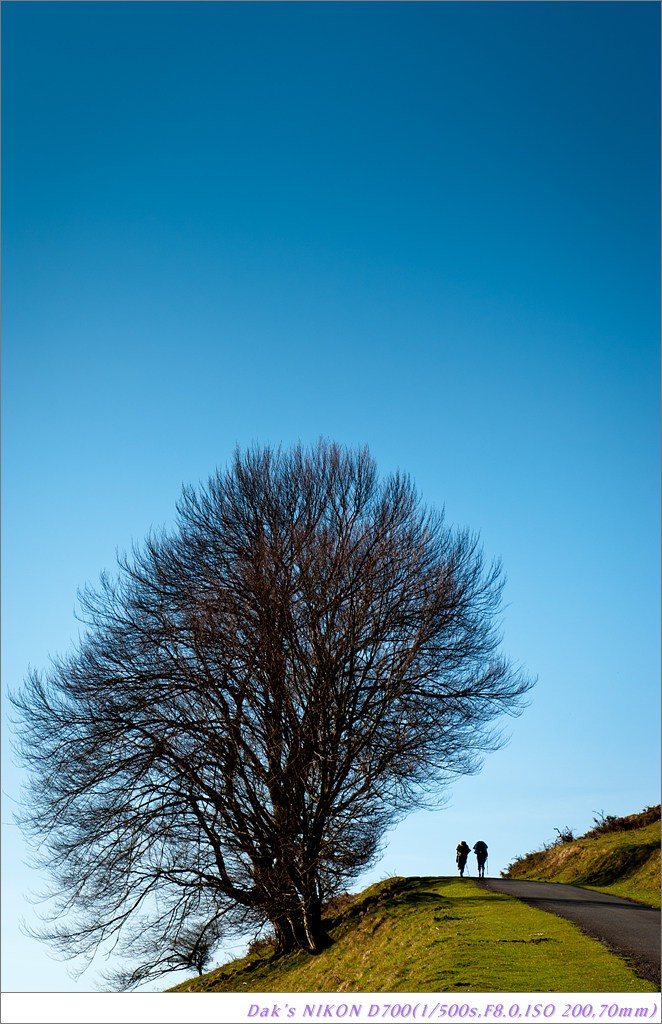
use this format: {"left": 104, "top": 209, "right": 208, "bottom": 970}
{"left": 473, "top": 840, "right": 488, "bottom": 878}
{"left": 456, "top": 840, "right": 471, "bottom": 877}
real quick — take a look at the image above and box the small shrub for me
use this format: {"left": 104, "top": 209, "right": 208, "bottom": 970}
{"left": 247, "top": 932, "right": 276, "bottom": 957}
{"left": 554, "top": 826, "right": 575, "bottom": 844}
{"left": 585, "top": 810, "right": 623, "bottom": 837}
{"left": 323, "top": 892, "right": 353, "bottom": 921}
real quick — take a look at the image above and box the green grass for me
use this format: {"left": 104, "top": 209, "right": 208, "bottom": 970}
{"left": 167, "top": 876, "right": 656, "bottom": 994}
{"left": 505, "top": 818, "right": 661, "bottom": 908}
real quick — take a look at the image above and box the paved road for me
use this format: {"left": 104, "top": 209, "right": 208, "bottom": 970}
{"left": 478, "top": 878, "right": 660, "bottom": 987}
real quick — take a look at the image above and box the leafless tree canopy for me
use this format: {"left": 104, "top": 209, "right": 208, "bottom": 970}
{"left": 12, "top": 441, "right": 533, "bottom": 984}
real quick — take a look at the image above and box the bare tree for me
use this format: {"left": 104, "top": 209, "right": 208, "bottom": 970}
{"left": 12, "top": 440, "right": 533, "bottom": 982}
{"left": 103, "top": 915, "right": 226, "bottom": 990}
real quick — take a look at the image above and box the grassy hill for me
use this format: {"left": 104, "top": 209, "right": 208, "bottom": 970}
{"left": 503, "top": 806, "right": 661, "bottom": 908}
{"left": 167, "top": 874, "right": 656, "bottom": 993}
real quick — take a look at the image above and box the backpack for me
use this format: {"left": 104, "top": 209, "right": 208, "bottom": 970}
{"left": 474, "top": 841, "right": 487, "bottom": 854}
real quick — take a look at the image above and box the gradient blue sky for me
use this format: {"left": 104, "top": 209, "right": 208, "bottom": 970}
{"left": 2, "top": 0, "right": 660, "bottom": 998}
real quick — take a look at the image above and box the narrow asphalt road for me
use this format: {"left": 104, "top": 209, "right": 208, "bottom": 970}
{"left": 477, "top": 878, "right": 660, "bottom": 987}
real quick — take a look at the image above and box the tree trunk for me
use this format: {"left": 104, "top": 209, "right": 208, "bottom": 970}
{"left": 298, "top": 896, "right": 330, "bottom": 954}
{"left": 273, "top": 915, "right": 297, "bottom": 956}
{"left": 271, "top": 900, "right": 329, "bottom": 956}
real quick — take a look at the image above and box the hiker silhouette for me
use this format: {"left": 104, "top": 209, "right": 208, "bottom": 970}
{"left": 473, "top": 840, "right": 488, "bottom": 878}
{"left": 455, "top": 841, "right": 471, "bottom": 877}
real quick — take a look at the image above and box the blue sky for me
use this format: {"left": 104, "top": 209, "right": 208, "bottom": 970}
{"left": 2, "top": 0, "right": 660, "bottom": 1000}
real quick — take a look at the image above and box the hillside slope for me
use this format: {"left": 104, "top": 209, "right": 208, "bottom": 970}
{"left": 503, "top": 806, "right": 660, "bottom": 908}
{"left": 167, "top": 876, "right": 655, "bottom": 993}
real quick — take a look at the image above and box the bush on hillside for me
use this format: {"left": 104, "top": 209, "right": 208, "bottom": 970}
{"left": 502, "top": 806, "right": 661, "bottom": 878}
{"left": 585, "top": 806, "right": 660, "bottom": 839}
